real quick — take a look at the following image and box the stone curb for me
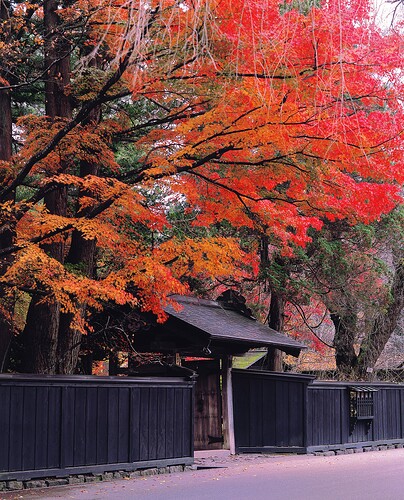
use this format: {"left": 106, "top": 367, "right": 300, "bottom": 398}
{"left": 0, "top": 464, "right": 197, "bottom": 492}
{"left": 309, "top": 443, "right": 403, "bottom": 457}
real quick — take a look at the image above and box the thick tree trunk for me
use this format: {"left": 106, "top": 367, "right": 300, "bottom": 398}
{"left": 0, "top": 57, "right": 14, "bottom": 372}
{"left": 357, "top": 253, "right": 404, "bottom": 380}
{"left": 261, "top": 239, "right": 285, "bottom": 372}
{"left": 56, "top": 97, "right": 101, "bottom": 374}
{"left": 43, "top": 0, "right": 72, "bottom": 120}
{"left": 331, "top": 313, "right": 358, "bottom": 377}
{"left": 266, "top": 291, "right": 284, "bottom": 371}
{"left": 18, "top": 0, "right": 71, "bottom": 373}
{"left": 18, "top": 301, "right": 61, "bottom": 373}
{"left": 56, "top": 234, "right": 97, "bottom": 373}
{"left": 0, "top": 0, "right": 15, "bottom": 371}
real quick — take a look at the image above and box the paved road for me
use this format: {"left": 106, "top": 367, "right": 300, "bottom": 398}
{"left": 2, "top": 449, "right": 404, "bottom": 500}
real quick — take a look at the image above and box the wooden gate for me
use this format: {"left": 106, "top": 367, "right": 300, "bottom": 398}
{"left": 232, "top": 369, "right": 313, "bottom": 453}
{"left": 184, "top": 360, "right": 223, "bottom": 450}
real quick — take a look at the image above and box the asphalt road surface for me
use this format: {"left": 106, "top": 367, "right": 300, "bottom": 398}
{"left": 2, "top": 449, "right": 404, "bottom": 500}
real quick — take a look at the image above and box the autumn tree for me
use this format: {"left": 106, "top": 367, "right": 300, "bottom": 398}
{"left": 260, "top": 210, "right": 404, "bottom": 379}
{"left": 0, "top": 0, "right": 402, "bottom": 374}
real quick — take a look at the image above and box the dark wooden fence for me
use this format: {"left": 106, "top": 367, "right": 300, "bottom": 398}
{"left": 232, "top": 369, "right": 314, "bottom": 453}
{"left": 232, "top": 369, "right": 404, "bottom": 453}
{"left": 306, "top": 381, "right": 404, "bottom": 452}
{"left": 0, "top": 374, "right": 194, "bottom": 480}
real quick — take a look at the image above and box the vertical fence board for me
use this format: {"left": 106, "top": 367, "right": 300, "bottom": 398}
{"left": 107, "top": 388, "right": 119, "bottom": 464}
{"left": 139, "top": 387, "right": 150, "bottom": 461}
{"left": 156, "top": 388, "right": 166, "bottom": 460}
{"left": 96, "top": 387, "right": 109, "bottom": 464}
{"left": 22, "top": 387, "right": 37, "bottom": 471}
{"left": 8, "top": 386, "right": 24, "bottom": 471}
{"left": 73, "top": 388, "right": 87, "bottom": 467}
{"left": 262, "top": 380, "right": 276, "bottom": 446}
{"left": 0, "top": 385, "right": 10, "bottom": 471}
{"left": 129, "top": 387, "right": 141, "bottom": 462}
{"left": 232, "top": 373, "right": 250, "bottom": 448}
{"left": 34, "top": 386, "right": 49, "bottom": 470}
{"left": 117, "top": 388, "right": 130, "bottom": 464}
{"left": 275, "top": 381, "right": 288, "bottom": 447}
{"left": 250, "top": 378, "right": 263, "bottom": 447}
{"left": 340, "top": 389, "right": 349, "bottom": 445}
{"left": 148, "top": 388, "right": 158, "bottom": 460}
{"left": 61, "top": 386, "right": 74, "bottom": 468}
{"left": 47, "top": 386, "right": 62, "bottom": 469}
{"left": 165, "top": 388, "right": 175, "bottom": 459}
{"left": 173, "top": 388, "right": 184, "bottom": 458}
{"left": 288, "top": 383, "right": 304, "bottom": 447}
{"left": 182, "top": 388, "right": 192, "bottom": 457}
{"left": 85, "top": 388, "right": 98, "bottom": 465}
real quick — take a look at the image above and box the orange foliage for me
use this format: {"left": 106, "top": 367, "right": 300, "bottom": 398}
{"left": 1, "top": 0, "right": 402, "bottom": 332}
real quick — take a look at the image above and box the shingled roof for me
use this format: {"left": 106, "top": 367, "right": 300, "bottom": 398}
{"left": 164, "top": 295, "right": 306, "bottom": 357}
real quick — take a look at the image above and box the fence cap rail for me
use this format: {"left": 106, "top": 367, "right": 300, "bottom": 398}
{"left": 0, "top": 373, "right": 194, "bottom": 385}
{"left": 232, "top": 368, "right": 316, "bottom": 382}
{"left": 310, "top": 380, "right": 404, "bottom": 389}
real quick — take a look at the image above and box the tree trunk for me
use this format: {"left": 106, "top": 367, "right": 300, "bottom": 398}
{"left": 18, "top": 0, "right": 71, "bottom": 373}
{"left": 357, "top": 253, "right": 404, "bottom": 380}
{"left": 266, "top": 291, "right": 284, "bottom": 371}
{"left": 331, "top": 312, "right": 358, "bottom": 377}
{"left": 56, "top": 235, "right": 97, "bottom": 374}
{"left": 43, "top": 0, "right": 72, "bottom": 120}
{"left": 56, "top": 91, "right": 101, "bottom": 374}
{"left": 261, "top": 239, "right": 285, "bottom": 372}
{"left": 0, "top": 19, "right": 14, "bottom": 370}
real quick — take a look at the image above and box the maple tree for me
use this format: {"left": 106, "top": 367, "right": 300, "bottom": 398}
{"left": 0, "top": 0, "right": 402, "bottom": 374}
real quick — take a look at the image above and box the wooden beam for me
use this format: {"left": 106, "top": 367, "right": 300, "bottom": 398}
{"left": 221, "top": 356, "right": 236, "bottom": 454}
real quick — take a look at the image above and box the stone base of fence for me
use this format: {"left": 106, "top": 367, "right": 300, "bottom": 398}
{"left": 0, "top": 464, "right": 197, "bottom": 492}
{"left": 308, "top": 441, "right": 404, "bottom": 456}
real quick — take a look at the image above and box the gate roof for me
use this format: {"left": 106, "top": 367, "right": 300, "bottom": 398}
{"left": 164, "top": 295, "right": 305, "bottom": 357}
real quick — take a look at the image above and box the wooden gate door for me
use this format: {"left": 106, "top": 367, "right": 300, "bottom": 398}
{"left": 193, "top": 367, "right": 223, "bottom": 450}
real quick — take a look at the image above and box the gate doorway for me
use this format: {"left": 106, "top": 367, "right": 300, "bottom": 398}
{"left": 183, "top": 359, "right": 223, "bottom": 450}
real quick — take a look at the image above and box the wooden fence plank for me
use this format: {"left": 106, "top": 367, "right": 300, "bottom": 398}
{"left": 107, "top": 388, "right": 119, "bottom": 464}
{"left": 96, "top": 387, "right": 109, "bottom": 464}
{"left": 148, "top": 387, "right": 158, "bottom": 460}
{"left": 34, "top": 386, "right": 48, "bottom": 470}
{"left": 165, "top": 388, "right": 175, "bottom": 459}
{"left": 0, "top": 386, "right": 10, "bottom": 472}
{"left": 139, "top": 387, "right": 150, "bottom": 461}
{"left": 73, "top": 387, "right": 87, "bottom": 467}
{"left": 174, "top": 388, "right": 184, "bottom": 458}
{"left": 60, "top": 386, "right": 74, "bottom": 468}
{"left": 22, "top": 387, "right": 36, "bottom": 471}
{"left": 8, "top": 386, "right": 24, "bottom": 471}
{"left": 117, "top": 388, "right": 130, "bottom": 464}
{"left": 157, "top": 388, "right": 167, "bottom": 460}
{"left": 85, "top": 387, "right": 98, "bottom": 465}
{"left": 129, "top": 387, "right": 141, "bottom": 462}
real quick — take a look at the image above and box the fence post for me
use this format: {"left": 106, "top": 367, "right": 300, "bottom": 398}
{"left": 222, "top": 356, "right": 236, "bottom": 454}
